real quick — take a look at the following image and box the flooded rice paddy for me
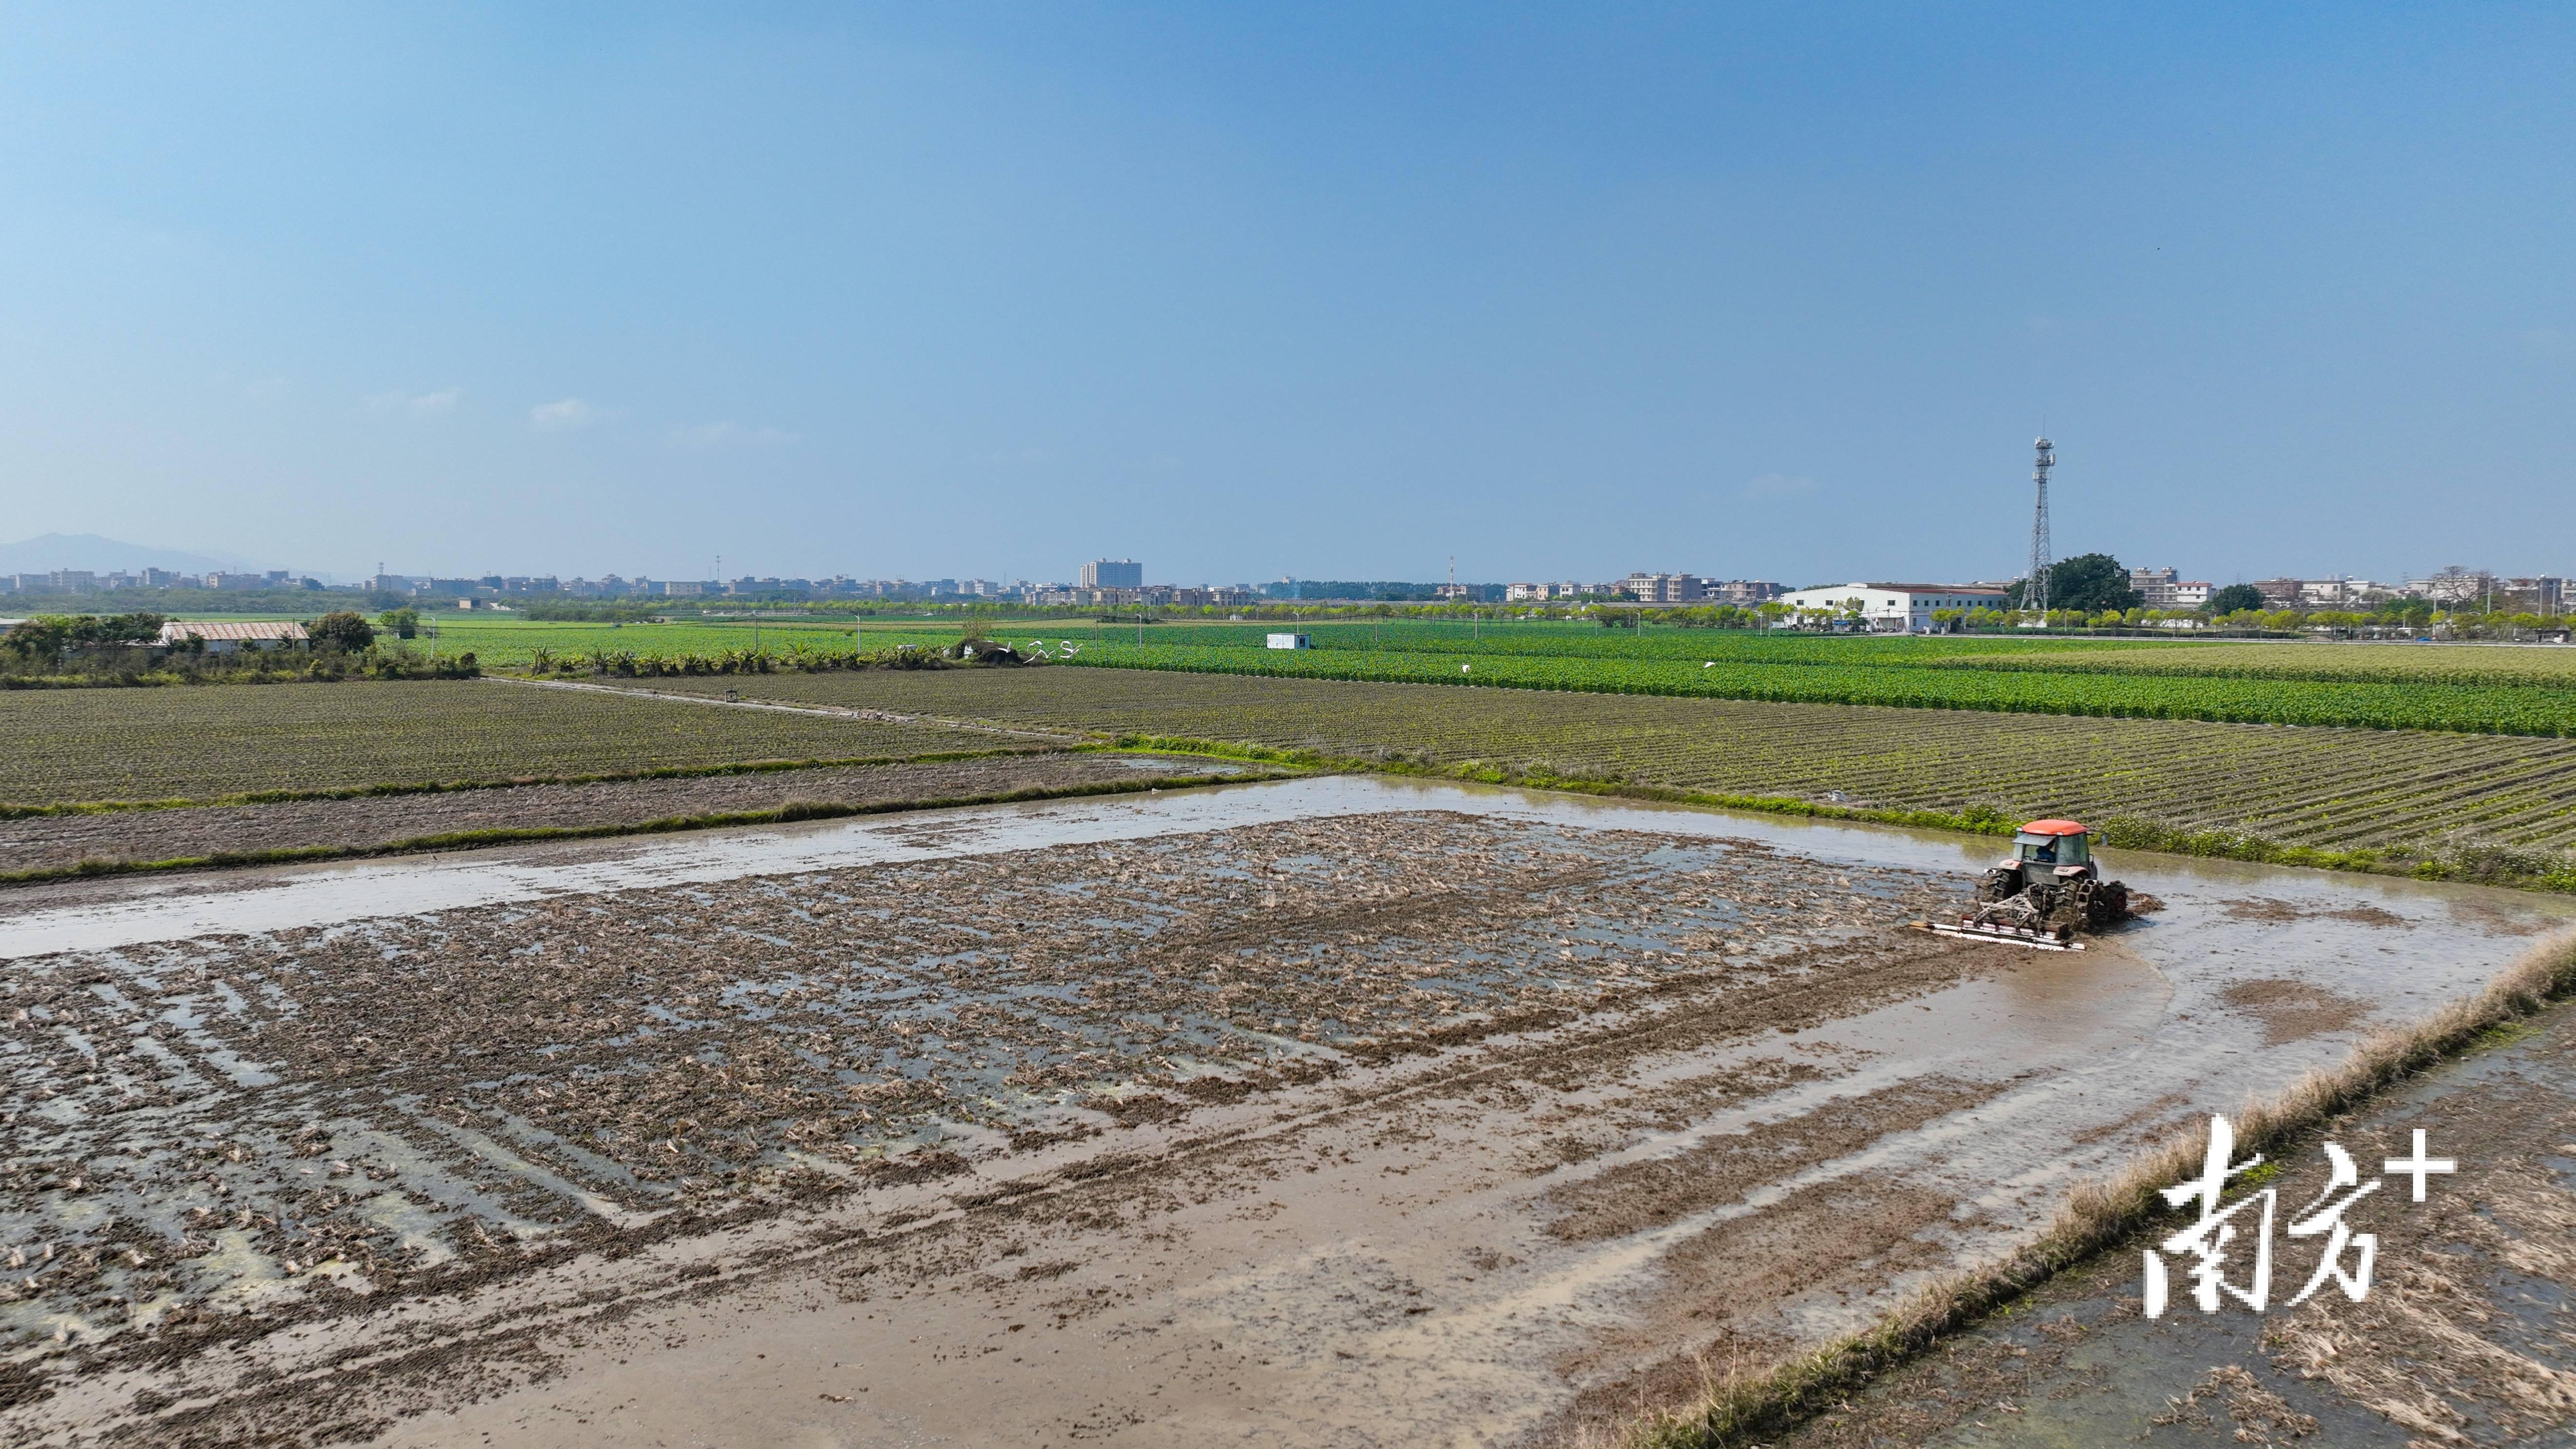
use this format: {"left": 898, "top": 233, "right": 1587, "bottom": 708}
{"left": 3, "top": 776, "right": 2570, "bottom": 1447}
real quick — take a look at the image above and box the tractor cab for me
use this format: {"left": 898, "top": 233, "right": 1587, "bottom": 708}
{"left": 1995, "top": 819, "right": 2095, "bottom": 892}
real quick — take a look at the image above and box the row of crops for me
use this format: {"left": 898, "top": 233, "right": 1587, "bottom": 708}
{"left": 1053, "top": 639, "right": 2576, "bottom": 737}
{"left": 632, "top": 668, "right": 2576, "bottom": 856}
{"left": 421, "top": 615, "right": 2576, "bottom": 737}
{"left": 393, "top": 614, "right": 2576, "bottom": 686}
{"left": 0, "top": 681, "right": 1009, "bottom": 805}
{"left": 1029, "top": 619, "right": 2576, "bottom": 687}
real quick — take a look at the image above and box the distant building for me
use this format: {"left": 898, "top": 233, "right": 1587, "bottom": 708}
{"left": 1771, "top": 582, "right": 2010, "bottom": 634}
{"left": 1082, "top": 559, "right": 1143, "bottom": 589}
{"left": 2293, "top": 577, "right": 2391, "bottom": 608}
{"left": 1620, "top": 572, "right": 1706, "bottom": 604}
{"left": 2129, "top": 568, "right": 2214, "bottom": 608}
{"left": 1705, "top": 579, "right": 1787, "bottom": 604}
{"left": 2501, "top": 576, "right": 2567, "bottom": 612}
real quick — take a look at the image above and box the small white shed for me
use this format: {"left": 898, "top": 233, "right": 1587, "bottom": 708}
{"left": 1266, "top": 632, "right": 1311, "bottom": 650}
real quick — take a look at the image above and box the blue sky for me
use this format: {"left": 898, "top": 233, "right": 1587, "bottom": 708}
{"left": 1, "top": 4, "right": 2569, "bottom": 586}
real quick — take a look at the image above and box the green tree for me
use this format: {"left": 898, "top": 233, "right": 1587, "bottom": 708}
{"left": 378, "top": 607, "right": 422, "bottom": 639}
{"left": 3, "top": 612, "right": 164, "bottom": 659}
{"left": 309, "top": 610, "right": 376, "bottom": 652}
{"left": 2031, "top": 554, "right": 2143, "bottom": 613}
{"left": 2, "top": 616, "right": 74, "bottom": 659}
{"left": 2203, "top": 583, "right": 2267, "bottom": 615}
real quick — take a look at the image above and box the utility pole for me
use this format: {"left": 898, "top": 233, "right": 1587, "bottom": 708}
{"left": 2028, "top": 437, "right": 2055, "bottom": 619}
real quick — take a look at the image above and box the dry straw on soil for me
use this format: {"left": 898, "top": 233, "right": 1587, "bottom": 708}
{"left": 1612, "top": 926, "right": 2576, "bottom": 1449}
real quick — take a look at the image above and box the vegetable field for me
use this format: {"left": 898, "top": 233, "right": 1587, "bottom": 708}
{"left": 211, "top": 615, "right": 2576, "bottom": 736}
{"left": 0, "top": 682, "right": 1030, "bottom": 805}
{"left": 637, "top": 667, "right": 2576, "bottom": 858}
{"left": 1053, "top": 640, "right": 2576, "bottom": 735}
{"left": 410, "top": 615, "right": 924, "bottom": 665}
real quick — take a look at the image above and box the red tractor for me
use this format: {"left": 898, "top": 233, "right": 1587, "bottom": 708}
{"left": 1932, "top": 819, "right": 2133, "bottom": 950}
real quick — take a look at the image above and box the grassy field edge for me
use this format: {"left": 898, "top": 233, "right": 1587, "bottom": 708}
{"left": 1620, "top": 926, "right": 2576, "bottom": 1449}
{"left": 0, "top": 767, "right": 1296, "bottom": 886}
{"left": 1105, "top": 734, "right": 2576, "bottom": 895}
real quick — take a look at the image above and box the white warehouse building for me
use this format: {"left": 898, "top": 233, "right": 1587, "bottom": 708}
{"left": 1774, "top": 582, "right": 2010, "bottom": 633}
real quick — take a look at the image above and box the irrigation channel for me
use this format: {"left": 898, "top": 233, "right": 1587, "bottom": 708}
{"left": 5, "top": 776, "right": 2570, "bottom": 1447}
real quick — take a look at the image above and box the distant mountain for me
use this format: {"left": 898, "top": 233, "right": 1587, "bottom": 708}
{"left": 0, "top": 533, "right": 249, "bottom": 575}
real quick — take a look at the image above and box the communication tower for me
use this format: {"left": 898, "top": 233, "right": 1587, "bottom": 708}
{"left": 2027, "top": 437, "right": 2055, "bottom": 615}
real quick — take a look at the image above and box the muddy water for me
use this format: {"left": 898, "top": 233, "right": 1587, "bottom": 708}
{"left": 6, "top": 776, "right": 2571, "bottom": 1449}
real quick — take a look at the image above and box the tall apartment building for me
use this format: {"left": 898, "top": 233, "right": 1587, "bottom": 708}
{"left": 1081, "top": 559, "right": 1143, "bottom": 589}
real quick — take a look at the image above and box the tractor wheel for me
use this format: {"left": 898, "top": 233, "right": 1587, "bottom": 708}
{"left": 1974, "top": 867, "right": 2020, "bottom": 904}
{"left": 2090, "top": 882, "right": 2131, "bottom": 929}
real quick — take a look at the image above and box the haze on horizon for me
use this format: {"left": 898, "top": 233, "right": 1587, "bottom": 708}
{"left": 1, "top": 4, "right": 2569, "bottom": 588}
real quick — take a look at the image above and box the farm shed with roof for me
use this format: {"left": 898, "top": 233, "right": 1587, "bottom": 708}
{"left": 159, "top": 620, "right": 310, "bottom": 654}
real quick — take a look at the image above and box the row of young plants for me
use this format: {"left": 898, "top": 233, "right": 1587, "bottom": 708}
{"left": 517, "top": 635, "right": 1000, "bottom": 678}
{"left": 0, "top": 648, "right": 479, "bottom": 689}
{"left": 1067, "top": 618, "right": 2576, "bottom": 687}
{"left": 1910, "top": 640, "right": 2576, "bottom": 687}
{"left": 1056, "top": 640, "right": 2576, "bottom": 736}
{"left": 0, "top": 676, "right": 1000, "bottom": 805}
{"left": 644, "top": 658, "right": 2576, "bottom": 857}
{"left": 1108, "top": 733, "right": 2576, "bottom": 893}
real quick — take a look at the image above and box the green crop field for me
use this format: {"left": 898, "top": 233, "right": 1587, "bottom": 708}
{"left": 0, "top": 681, "right": 1034, "bottom": 805}
{"left": 402, "top": 615, "right": 946, "bottom": 665}
{"left": 125, "top": 614, "right": 2576, "bottom": 735}
{"left": 465, "top": 616, "right": 2576, "bottom": 736}
{"left": 1060, "top": 642, "right": 2576, "bottom": 735}
{"left": 994, "top": 622, "right": 2576, "bottom": 737}
{"left": 633, "top": 667, "right": 2576, "bottom": 859}
{"left": 221, "top": 613, "right": 2576, "bottom": 737}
